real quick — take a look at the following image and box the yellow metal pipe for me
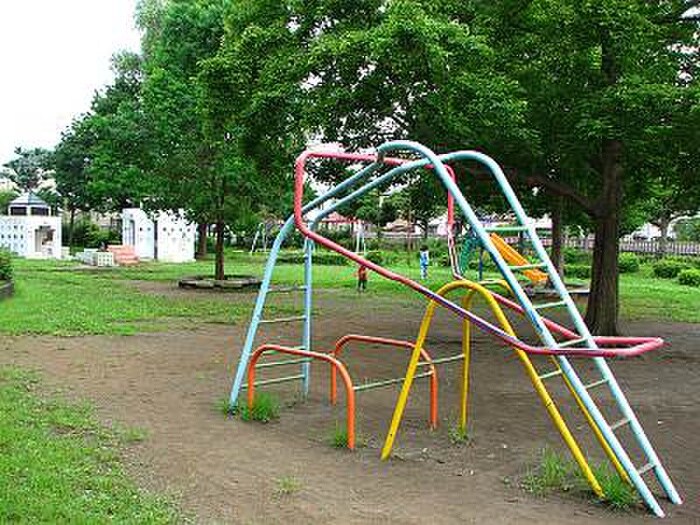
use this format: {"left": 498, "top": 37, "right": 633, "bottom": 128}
{"left": 381, "top": 279, "right": 603, "bottom": 498}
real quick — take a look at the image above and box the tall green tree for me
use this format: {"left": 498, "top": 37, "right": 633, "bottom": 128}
{"left": 3, "top": 147, "right": 51, "bottom": 193}
{"left": 478, "top": 0, "right": 700, "bottom": 333}
{"left": 51, "top": 115, "right": 99, "bottom": 247}
{"left": 137, "top": 0, "right": 269, "bottom": 280}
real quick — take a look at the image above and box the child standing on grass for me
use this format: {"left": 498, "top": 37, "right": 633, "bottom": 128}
{"left": 419, "top": 245, "right": 430, "bottom": 280}
{"left": 356, "top": 264, "right": 368, "bottom": 292}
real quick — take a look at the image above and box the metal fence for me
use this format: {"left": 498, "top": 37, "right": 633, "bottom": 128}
{"left": 564, "top": 237, "right": 700, "bottom": 256}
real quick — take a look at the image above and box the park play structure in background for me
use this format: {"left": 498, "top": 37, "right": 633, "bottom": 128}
{"left": 229, "top": 140, "right": 681, "bottom": 518}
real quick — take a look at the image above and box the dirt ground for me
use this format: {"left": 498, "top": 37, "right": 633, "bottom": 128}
{"left": 1, "top": 282, "right": 698, "bottom": 524}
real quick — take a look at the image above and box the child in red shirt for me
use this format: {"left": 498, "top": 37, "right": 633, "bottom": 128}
{"left": 356, "top": 264, "right": 368, "bottom": 292}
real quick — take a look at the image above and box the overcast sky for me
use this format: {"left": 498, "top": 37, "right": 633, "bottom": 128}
{"left": 0, "top": 1, "right": 141, "bottom": 167}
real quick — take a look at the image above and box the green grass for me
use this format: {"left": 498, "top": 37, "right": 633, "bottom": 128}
{"left": 328, "top": 423, "right": 349, "bottom": 448}
{"left": 620, "top": 265, "right": 700, "bottom": 323}
{"left": 522, "top": 448, "right": 640, "bottom": 511}
{"left": 2, "top": 253, "right": 698, "bottom": 337}
{"left": 0, "top": 367, "right": 178, "bottom": 522}
{"left": 0, "top": 257, "right": 289, "bottom": 336}
{"left": 274, "top": 476, "right": 302, "bottom": 496}
{"left": 235, "top": 392, "right": 280, "bottom": 423}
{"left": 448, "top": 424, "right": 469, "bottom": 445}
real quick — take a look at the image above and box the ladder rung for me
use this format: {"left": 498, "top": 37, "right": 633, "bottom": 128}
{"left": 255, "top": 358, "right": 310, "bottom": 369}
{"left": 509, "top": 262, "right": 547, "bottom": 271}
{"left": 610, "top": 417, "right": 630, "bottom": 431}
{"left": 538, "top": 369, "right": 563, "bottom": 380}
{"left": 259, "top": 315, "right": 306, "bottom": 325}
{"left": 353, "top": 371, "right": 434, "bottom": 392}
{"left": 265, "top": 345, "right": 306, "bottom": 355}
{"left": 584, "top": 378, "right": 608, "bottom": 390}
{"left": 416, "top": 355, "right": 464, "bottom": 367}
{"left": 557, "top": 337, "right": 589, "bottom": 348}
{"left": 240, "top": 374, "right": 304, "bottom": 389}
{"left": 534, "top": 300, "right": 567, "bottom": 310}
{"left": 637, "top": 462, "right": 656, "bottom": 476}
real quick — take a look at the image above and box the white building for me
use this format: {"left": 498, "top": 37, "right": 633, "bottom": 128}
{"left": 122, "top": 208, "right": 195, "bottom": 263}
{"left": 0, "top": 193, "right": 62, "bottom": 259}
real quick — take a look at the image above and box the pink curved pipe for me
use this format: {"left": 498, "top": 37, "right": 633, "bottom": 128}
{"left": 293, "top": 149, "right": 662, "bottom": 358}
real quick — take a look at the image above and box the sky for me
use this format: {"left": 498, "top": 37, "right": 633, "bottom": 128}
{"left": 0, "top": 1, "right": 141, "bottom": 167}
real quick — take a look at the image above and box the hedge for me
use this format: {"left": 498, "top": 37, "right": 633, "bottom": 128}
{"left": 652, "top": 259, "right": 690, "bottom": 279}
{"left": 277, "top": 251, "right": 348, "bottom": 266}
{"left": 678, "top": 269, "right": 700, "bottom": 287}
{"left": 618, "top": 253, "right": 641, "bottom": 274}
{"left": 0, "top": 249, "right": 12, "bottom": 281}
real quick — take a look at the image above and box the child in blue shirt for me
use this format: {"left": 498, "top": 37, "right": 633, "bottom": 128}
{"left": 419, "top": 245, "right": 430, "bottom": 280}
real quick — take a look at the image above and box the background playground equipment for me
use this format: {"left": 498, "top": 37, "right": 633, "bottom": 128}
{"left": 489, "top": 233, "right": 548, "bottom": 285}
{"left": 229, "top": 140, "right": 681, "bottom": 517}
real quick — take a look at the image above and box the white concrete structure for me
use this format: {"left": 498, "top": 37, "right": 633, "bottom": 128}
{"left": 122, "top": 208, "right": 195, "bottom": 263}
{"left": 0, "top": 193, "right": 62, "bottom": 259}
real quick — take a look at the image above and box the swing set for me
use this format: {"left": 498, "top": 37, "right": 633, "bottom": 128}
{"left": 228, "top": 140, "right": 681, "bottom": 517}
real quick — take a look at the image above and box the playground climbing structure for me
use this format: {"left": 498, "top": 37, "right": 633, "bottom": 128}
{"left": 229, "top": 140, "right": 681, "bottom": 517}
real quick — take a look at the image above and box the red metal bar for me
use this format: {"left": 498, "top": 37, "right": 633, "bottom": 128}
{"left": 293, "top": 149, "right": 662, "bottom": 359}
{"left": 247, "top": 344, "right": 356, "bottom": 449}
{"left": 330, "top": 334, "right": 438, "bottom": 429}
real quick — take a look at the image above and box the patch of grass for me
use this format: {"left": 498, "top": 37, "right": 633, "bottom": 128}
{"left": 328, "top": 423, "right": 349, "bottom": 448}
{"left": 274, "top": 476, "right": 301, "bottom": 496}
{"left": 522, "top": 448, "right": 574, "bottom": 496}
{"left": 0, "top": 366, "right": 177, "bottom": 522}
{"left": 522, "top": 448, "right": 640, "bottom": 511}
{"left": 215, "top": 397, "right": 235, "bottom": 416}
{"left": 115, "top": 425, "right": 149, "bottom": 444}
{"left": 592, "top": 463, "right": 641, "bottom": 511}
{"left": 235, "top": 392, "right": 280, "bottom": 423}
{"left": 448, "top": 424, "right": 469, "bottom": 445}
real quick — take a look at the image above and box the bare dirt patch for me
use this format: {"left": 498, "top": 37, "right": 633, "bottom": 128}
{"left": 1, "top": 287, "right": 698, "bottom": 524}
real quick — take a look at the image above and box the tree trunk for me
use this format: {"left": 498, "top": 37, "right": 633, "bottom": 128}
{"left": 196, "top": 223, "right": 208, "bottom": 259}
{"left": 585, "top": 139, "right": 623, "bottom": 335}
{"left": 550, "top": 195, "right": 564, "bottom": 280}
{"left": 656, "top": 217, "right": 670, "bottom": 258}
{"left": 67, "top": 208, "right": 76, "bottom": 249}
{"left": 215, "top": 220, "right": 225, "bottom": 281}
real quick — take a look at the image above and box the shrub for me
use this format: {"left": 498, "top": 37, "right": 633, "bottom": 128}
{"left": 563, "top": 247, "right": 592, "bottom": 265}
{"left": 0, "top": 249, "right": 12, "bottom": 281}
{"left": 566, "top": 264, "right": 592, "bottom": 279}
{"left": 277, "top": 251, "right": 348, "bottom": 266}
{"left": 652, "top": 259, "right": 690, "bottom": 279}
{"left": 618, "top": 253, "right": 640, "bottom": 273}
{"left": 678, "top": 269, "right": 700, "bottom": 287}
{"left": 365, "top": 250, "right": 383, "bottom": 265}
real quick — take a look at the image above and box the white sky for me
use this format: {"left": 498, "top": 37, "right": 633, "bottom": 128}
{"left": 0, "top": 1, "right": 141, "bottom": 167}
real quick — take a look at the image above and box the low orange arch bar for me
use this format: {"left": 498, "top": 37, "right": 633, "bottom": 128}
{"left": 248, "top": 344, "right": 356, "bottom": 449}
{"left": 330, "top": 334, "right": 438, "bottom": 429}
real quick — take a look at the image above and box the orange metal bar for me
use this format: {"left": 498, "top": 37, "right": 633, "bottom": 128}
{"left": 330, "top": 334, "right": 438, "bottom": 429}
{"left": 248, "top": 344, "right": 356, "bottom": 449}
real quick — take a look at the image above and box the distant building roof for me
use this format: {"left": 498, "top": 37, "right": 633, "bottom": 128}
{"left": 9, "top": 192, "right": 49, "bottom": 208}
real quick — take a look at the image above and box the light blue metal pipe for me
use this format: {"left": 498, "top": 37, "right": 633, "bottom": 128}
{"left": 432, "top": 148, "right": 676, "bottom": 515}
{"left": 302, "top": 238, "right": 313, "bottom": 395}
{"left": 229, "top": 161, "right": 384, "bottom": 406}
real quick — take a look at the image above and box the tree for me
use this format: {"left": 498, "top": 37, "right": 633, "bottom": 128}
{"left": 0, "top": 190, "right": 18, "bottom": 213}
{"left": 3, "top": 147, "right": 51, "bottom": 193}
{"left": 137, "top": 0, "right": 242, "bottom": 280}
{"left": 477, "top": 0, "right": 700, "bottom": 333}
{"left": 51, "top": 115, "right": 98, "bottom": 247}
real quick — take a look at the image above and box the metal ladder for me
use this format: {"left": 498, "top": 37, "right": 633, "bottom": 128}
{"left": 447, "top": 154, "right": 682, "bottom": 517}
{"left": 229, "top": 232, "right": 314, "bottom": 406}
